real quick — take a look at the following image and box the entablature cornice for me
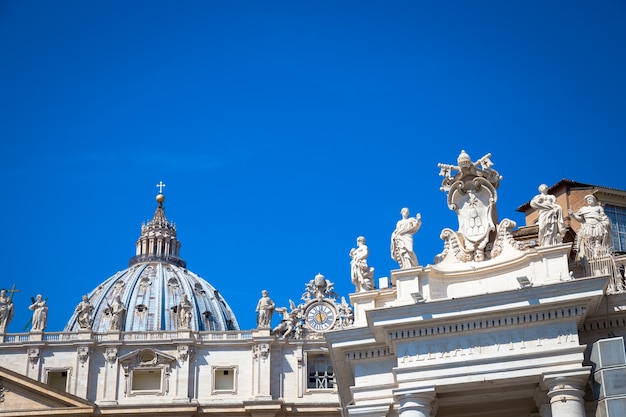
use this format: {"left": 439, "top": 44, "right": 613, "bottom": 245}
{"left": 98, "top": 403, "right": 199, "bottom": 415}
{"left": 388, "top": 305, "right": 587, "bottom": 342}
{"left": 0, "top": 329, "right": 308, "bottom": 349}
{"left": 424, "top": 242, "right": 570, "bottom": 280}
{"left": 326, "top": 280, "right": 607, "bottom": 360}
{"left": 581, "top": 315, "right": 626, "bottom": 334}
{"left": 324, "top": 325, "right": 377, "bottom": 350}
{"left": 366, "top": 275, "right": 607, "bottom": 341}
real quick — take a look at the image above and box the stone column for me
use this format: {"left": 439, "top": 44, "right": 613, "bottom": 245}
{"left": 393, "top": 387, "right": 436, "bottom": 417}
{"left": 173, "top": 345, "right": 192, "bottom": 402}
{"left": 25, "top": 347, "right": 41, "bottom": 380}
{"left": 252, "top": 341, "right": 272, "bottom": 399}
{"left": 295, "top": 344, "right": 304, "bottom": 398}
{"left": 74, "top": 345, "right": 92, "bottom": 397}
{"left": 542, "top": 369, "right": 590, "bottom": 417}
{"left": 100, "top": 347, "right": 119, "bottom": 405}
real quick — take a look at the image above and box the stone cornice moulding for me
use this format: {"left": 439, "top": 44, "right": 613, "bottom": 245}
{"left": 369, "top": 275, "right": 609, "bottom": 331}
{"left": 97, "top": 403, "right": 199, "bottom": 415}
{"left": 326, "top": 276, "right": 609, "bottom": 371}
{"left": 326, "top": 276, "right": 608, "bottom": 354}
{"left": 425, "top": 242, "right": 572, "bottom": 278}
{"left": 389, "top": 243, "right": 577, "bottom": 307}
{"left": 581, "top": 315, "right": 626, "bottom": 333}
{"left": 387, "top": 304, "right": 587, "bottom": 342}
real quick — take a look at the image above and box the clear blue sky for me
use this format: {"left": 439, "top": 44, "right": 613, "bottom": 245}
{"left": 1, "top": 1, "right": 625, "bottom": 332}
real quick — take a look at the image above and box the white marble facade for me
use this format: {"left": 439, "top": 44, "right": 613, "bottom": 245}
{"left": 0, "top": 330, "right": 340, "bottom": 416}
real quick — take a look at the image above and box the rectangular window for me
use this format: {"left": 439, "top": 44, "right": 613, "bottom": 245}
{"left": 605, "top": 204, "right": 626, "bottom": 253}
{"left": 307, "top": 354, "right": 335, "bottom": 390}
{"left": 131, "top": 368, "right": 162, "bottom": 392}
{"left": 212, "top": 366, "right": 237, "bottom": 393}
{"left": 47, "top": 370, "right": 68, "bottom": 392}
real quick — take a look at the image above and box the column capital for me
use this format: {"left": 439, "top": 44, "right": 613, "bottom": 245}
{"left": 393, "top": 387, "right": 436, "bottom": 417}
{"left": 541, "top": 368, "right": 590, "bottom": 417}
{"left": 393, "top": 386, "right": 436, "bottom": 402}
{"left": 541, "top": 368, "right": 590, "bottom": 394}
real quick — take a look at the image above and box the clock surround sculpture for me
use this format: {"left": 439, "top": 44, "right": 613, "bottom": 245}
{"left": 271, "top": 273, "right": 351, "bottom": 339}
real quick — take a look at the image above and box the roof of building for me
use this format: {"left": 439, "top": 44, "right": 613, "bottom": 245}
{"left": 516, "top": 178, "right": 626, "bottom": 212}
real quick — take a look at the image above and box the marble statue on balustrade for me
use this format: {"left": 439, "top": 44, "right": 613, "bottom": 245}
{"left": 256, "top": 290, "right": 275, "bottom": 328}
{"left": 350, "top": 236, "right": 375, "bottom": 292}
{"left": 177, "top": 293, "right": 192, "bottom": 329}
{"left": 568, "top": 194, "right": 613, "bottom": 261}
{"left": 0, "top": 289, "right": 15, "bottom": 333}
{"left": 390, "top": 207, "right": 421, "bottom": 269}
{"left": 74, "top": 295, "right": 94, "bottom": 330}
{"left": 436, "top": 150, "right": 525, "bottom": 263}
{"left": 272, "top": 300, "right": 301, "bottom": 339}
{"left": 337, "top": 297, "right": 354, "bottom": 328}
{"left": 107, "top": 295, "right": 126, "bottom": 331}
{"left": 530, "top": 184, "right": 566, "bottom": 247}
{"left": 29, "top": 294, "right": 48, "bottom": 331}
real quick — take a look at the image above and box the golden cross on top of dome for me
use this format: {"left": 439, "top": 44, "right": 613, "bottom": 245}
{"left": 156, "top": 181, "right": 166, "bottom": 194}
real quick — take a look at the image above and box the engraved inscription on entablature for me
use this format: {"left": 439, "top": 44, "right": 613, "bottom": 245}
{"left": 397, "top": 323, "right": 578, "bottom": 366}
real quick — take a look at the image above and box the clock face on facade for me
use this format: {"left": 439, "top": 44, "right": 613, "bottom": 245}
{"left": 305, "top": 301, "right": 336, "bottom": 332}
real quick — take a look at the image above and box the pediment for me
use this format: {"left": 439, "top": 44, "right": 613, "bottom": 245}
{"left": 0, "top": 366, "right": 94, "bottom": 416}
{"left": 118, "top": 347, "right": 176, "bottom": 367}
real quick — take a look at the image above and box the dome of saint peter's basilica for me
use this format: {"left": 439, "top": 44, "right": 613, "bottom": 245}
{"left": 64, "top": 191, "right": 239, "bottom": 332}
